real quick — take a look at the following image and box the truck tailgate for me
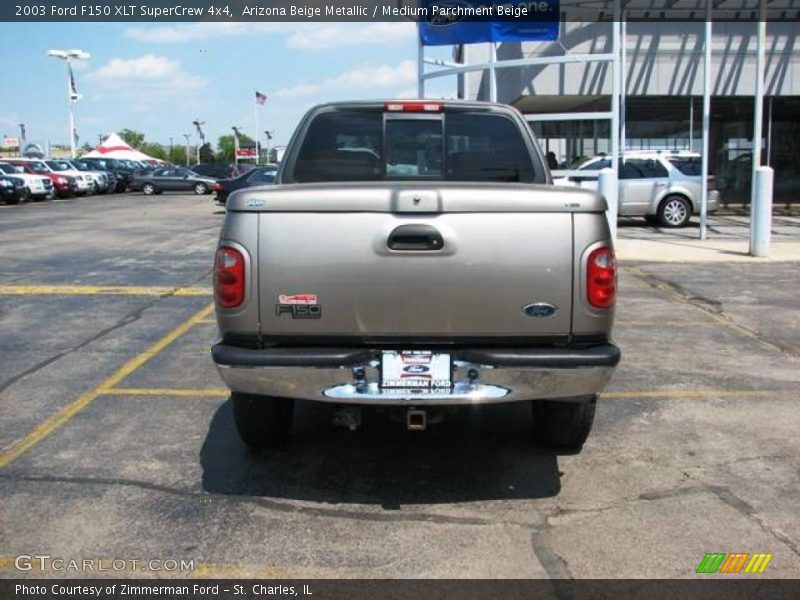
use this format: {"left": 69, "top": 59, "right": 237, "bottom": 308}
{"left": 257, "top": 210, "right": 573, "bottom": 338}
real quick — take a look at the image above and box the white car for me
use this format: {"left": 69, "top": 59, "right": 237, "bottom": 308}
{"left": 66, "top": 160, "right": 111, "bottom": 194}
{"left": 0, "top": 161, "right": 54, "bottom": 200}
{"left": 553, "top": 151, "right": 721, "bottom": 228}
{"left": 44, "top": 160, "right": 95, "bottom": 195}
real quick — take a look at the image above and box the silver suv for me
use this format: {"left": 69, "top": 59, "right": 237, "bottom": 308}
{"left": 553, "top": 152, "right": 720, "bottom": 228}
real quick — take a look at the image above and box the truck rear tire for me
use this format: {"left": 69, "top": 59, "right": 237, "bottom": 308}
{"left": 532, "top": 396, "right": 596, "bottom": 450}
{"left": 231, "top": 393, "right": 294, "bottom": 449}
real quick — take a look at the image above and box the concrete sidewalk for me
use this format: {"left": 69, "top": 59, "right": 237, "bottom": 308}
{"left": 616, "top": 210, "right": 800, "bottom": 262}
{"left": 616, "top": 238, "right": 800, "bottom": 262}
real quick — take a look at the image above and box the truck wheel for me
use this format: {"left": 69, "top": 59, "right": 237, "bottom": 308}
{"left": 231, "top": 393, "right": 294, "bottom": 448}
{"left": 532, "top": 396, "right": 596, "bottom": 450}
{"left": 657, "top": 195, "right": 691, "bottom": 228}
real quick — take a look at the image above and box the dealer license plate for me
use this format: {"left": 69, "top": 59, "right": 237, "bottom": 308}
{"left": 381, "top": 351, "right": 452, "bottom": 389}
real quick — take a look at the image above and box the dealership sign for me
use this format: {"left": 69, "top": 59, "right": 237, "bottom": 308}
{"left": 419, "top": 0, "right": 560, "bottom": 46}
{"left": 3, "top": 136, "right": 19, "bottom": 148}
{"left": 235, "top": 147, "right": 257, "bottom": 158}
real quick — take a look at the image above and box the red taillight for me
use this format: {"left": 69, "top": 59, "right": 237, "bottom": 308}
{"left": 214, "top": 246, "right": 245, "bottom": 308}
{"left": 384, "top": 102, "right": 442, "bottom": 113}
{"left": 213, "top": 182, "right": 222, "bottom": 192}
{"left": 587, "top": 246, "right": 617, "bottom": 309}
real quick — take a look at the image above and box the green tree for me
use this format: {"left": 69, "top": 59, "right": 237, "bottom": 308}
{"left": 168, "top": 145, "right": 188, "bottom": 165}
{"left": 119, "top": 128, "right": 145, "bottom": 149}
{"left": 216, "top": 133, "right": 254, "bottom": 163}
{"left": 140, "top": 142, "right": 167, "bottom": 161}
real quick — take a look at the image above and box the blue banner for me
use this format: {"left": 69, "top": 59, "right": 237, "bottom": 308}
{"left": 419, "top": 1, "right": 560, "bottom": 46}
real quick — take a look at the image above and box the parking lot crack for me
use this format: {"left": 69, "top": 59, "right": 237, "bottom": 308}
{"left": 0, "top": 297, "right": 168, "bottom": 395}
{"left": 707, "top": 485, "right": 800, "bottom": 558}
{"left": 531, "top": 531, "right": 572, "bottom": 580}
{"left": 646, "top": 478, "right": 800, "bottom": 558}
{"left": 682, "top": 452, "right": 792, "bottom": 472}
{"left": 627, "top": 267, "right": 799, "bottom": 358}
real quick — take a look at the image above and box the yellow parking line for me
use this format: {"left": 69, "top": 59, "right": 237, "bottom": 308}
{"left": 0, "top": 303, "right": 215, "bottom": 469}
{"left": 604, "top": 389, "right": 790, "bottom": 399}
{"left": 173, "top": 288, "right": 213, "bottom": 297}
{"left": 0, "top": 284, "right": 211, "bottom": 296}
{"left": 103, "top": 388, "right": 229, "bottom": 398}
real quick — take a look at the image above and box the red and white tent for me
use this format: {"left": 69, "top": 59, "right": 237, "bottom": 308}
{"left": 81, "top": 133, "right": 165, "bottom": 164}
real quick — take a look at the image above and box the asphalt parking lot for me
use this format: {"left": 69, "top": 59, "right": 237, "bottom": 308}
{"left": 0, "top": 194, "right": 798, "bottom": 579}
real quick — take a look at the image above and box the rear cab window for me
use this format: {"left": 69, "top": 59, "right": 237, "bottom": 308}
{"left": 288, "top": 106, "right": 543, "bottom": 184}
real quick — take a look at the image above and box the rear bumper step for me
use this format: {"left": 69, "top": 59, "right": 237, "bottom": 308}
{"left": 212, "top": 343, "right": 620, "bottom": 406}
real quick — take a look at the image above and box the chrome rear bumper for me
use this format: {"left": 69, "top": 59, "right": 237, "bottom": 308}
{"left": 213, "top": 344, "right": 620, "bottom": 406}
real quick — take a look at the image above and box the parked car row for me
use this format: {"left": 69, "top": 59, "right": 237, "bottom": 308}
{"left": 1, "top": 155, "right": 279, "bottom": 206}
{"left": 0, "top": 161, "right": 53, "bottom": 202}
{"left": 127, "top": 163, "right": 278, "bottom": 203}
{"left": 0, "top": 156, "right": 163, "bottom": 204}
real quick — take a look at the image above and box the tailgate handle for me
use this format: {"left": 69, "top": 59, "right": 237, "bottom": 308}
{"left": 387, "top": 224, "right": 443, "bottom": 251}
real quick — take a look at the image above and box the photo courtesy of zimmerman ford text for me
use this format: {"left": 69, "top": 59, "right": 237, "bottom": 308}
{"left": 0, "top": 1, "right": 799, "bottom": 599}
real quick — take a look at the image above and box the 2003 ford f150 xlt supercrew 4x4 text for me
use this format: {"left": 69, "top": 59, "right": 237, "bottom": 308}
{"left": 211, "top": 100, "right": 621, "bottom": 452}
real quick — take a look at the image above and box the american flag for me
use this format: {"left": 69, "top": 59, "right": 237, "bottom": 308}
{"left": 255, "top": 91, "right": 267, "bottom": 106}
{"left": 68, "top": 63, "right": 81, "bottom": 101}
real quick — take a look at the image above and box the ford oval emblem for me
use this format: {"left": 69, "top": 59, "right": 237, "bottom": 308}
{"left": 523, "top": 303, "right": 558, "bottom": 318}
{"left": 246, "top": 198, "right": 265, "bottom": 207}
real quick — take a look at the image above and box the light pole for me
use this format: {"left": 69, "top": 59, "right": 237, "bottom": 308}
{"left": 47, "top": 49, "right": 89, "bottom": 158}
{"left": 18, "top": 123, "right": 25, "bottom": 157}
{"left": 264, "top": 130, "right": 274, "bottom": 164}
{"left": 183, "top": 134, "right": 191, "bottom": 165}
{"left": 232, "top": 126, "right": 241, "bottom": 164}
{"left": 183, "top": 133, "right": 192, "bottom": 167}
{"left": 192, "top": 119, "right": 205, "bottom": 165}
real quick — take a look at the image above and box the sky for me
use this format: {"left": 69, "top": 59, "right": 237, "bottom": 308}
{"left": 0, "top": 22, "right": 457, "bottom": 150}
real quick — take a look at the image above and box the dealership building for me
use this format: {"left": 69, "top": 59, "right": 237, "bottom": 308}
{"left": 443, "top": 21, "right": 798, "bottom": 203}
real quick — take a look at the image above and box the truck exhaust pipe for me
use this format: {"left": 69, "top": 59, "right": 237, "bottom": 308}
{"left": 406, "top": 409, "right": 427, "bottom": 431}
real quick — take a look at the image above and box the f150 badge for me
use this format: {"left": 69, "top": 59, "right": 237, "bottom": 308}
{"left": 276, "top": 293, "right": 321, "bottom": 319}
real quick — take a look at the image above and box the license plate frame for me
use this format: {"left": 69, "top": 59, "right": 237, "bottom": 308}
{"left": 380, "top": 350, "right": 452, "bottom": 390}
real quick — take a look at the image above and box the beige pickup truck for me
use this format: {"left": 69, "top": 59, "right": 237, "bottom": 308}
{"left": 212, "top": 100, "right": 620, "bottom": 452}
